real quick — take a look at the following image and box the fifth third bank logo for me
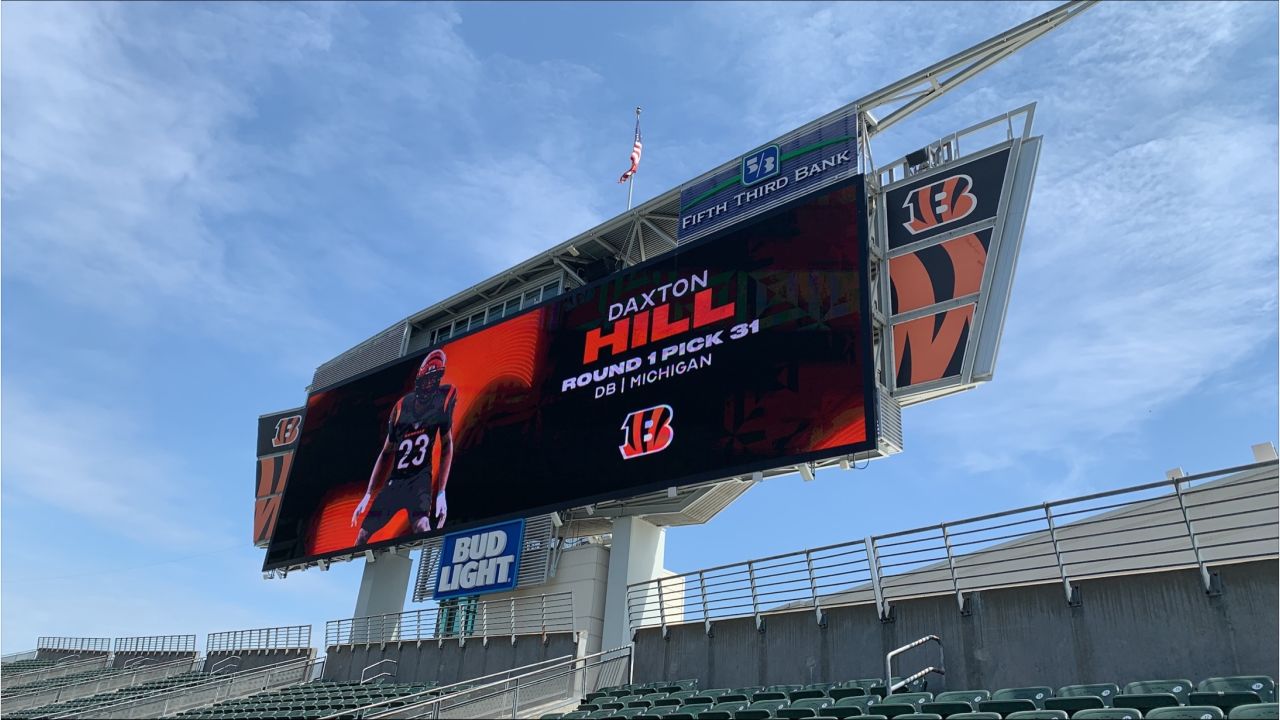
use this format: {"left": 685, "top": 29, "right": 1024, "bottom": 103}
{"left": 619, "top": 405, "right": 675, "bottom": 460}
{"left": 741, "top": 145, "right": 780, "bottom": 186}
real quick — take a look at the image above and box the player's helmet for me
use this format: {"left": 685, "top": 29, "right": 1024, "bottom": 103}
{"left": 415, "top": 349, "right": 447, "bottom": 397}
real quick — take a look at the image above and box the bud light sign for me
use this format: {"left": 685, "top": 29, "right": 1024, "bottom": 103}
{"left": 434, "top": 518, "right": 525, "bottom": 599}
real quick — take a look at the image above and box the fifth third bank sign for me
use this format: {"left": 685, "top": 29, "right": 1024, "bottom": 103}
{"left": 434, "top": 519, "right": 525, "bottom": 600}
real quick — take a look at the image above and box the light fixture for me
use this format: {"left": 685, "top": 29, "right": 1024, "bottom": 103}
{"left": 567, "top": 244, "right": 580, "bottom": 257}
{"left": 666, "top": 487, "right": 678, "bottom": 499}
{"left": 798, "top": 463, "right": 815, "bottom": 482}
{"left": 550, "top": 512, "right": 563, "bottom": 528}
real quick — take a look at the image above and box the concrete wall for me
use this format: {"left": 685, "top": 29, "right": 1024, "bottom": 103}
{"left": 203, "top": 649, "right": 313, "bottom": 674}
{"left": 633, "top": 560, "right": 1279, "bottom": 690}
{"left": 499, "top": 544, "right": 610, "bottom": 656}
{"left": 323, "top": 631, "right": 583, "bottom": 684}
{"left": 33, "top": 649, "right": 110, "bottom": 663}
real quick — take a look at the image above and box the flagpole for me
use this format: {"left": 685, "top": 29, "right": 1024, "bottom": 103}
{"left": 627, "top": 106, "right": 641, "bottom": 210}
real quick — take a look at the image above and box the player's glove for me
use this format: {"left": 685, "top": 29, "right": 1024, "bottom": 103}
{"left": 352, "top": 492, "right": 371, "bottom": 527}
{"left": 435, "top": 491, "right": 448, "bottom": 529}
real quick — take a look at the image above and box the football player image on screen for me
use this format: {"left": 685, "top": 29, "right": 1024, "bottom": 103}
{"left": 351, "top": 349, "right": 457, "bottom": 543}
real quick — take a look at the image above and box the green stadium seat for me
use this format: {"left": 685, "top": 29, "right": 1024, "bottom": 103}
{"left": 1006, "top": 712, "right": 1070, "bottom": 720}
{"left": 1114, "top": 695, "right": 1183, "bottom": 714}
{"left": 1125, "top": 682, "right": 1196, "bottom": 705}
{"left": 752, "top": 692, "right": 790, "bottom": 702}
{"left": 719, "top": 694, "right": 752, "bottom": 704}
{"left": 664, "top": 712, "right": 702, "bottom": 720}
{"left": 590, "top": 711, "right": 620, "bottom": 719}
{"left": 1228, "top": 704, "right": 1279, "bottom": 719}
{"left": 790, "top": 690, "right": 829, "bottom": 702}
{"left": 935, "top": 692, "right": 991, "bottom": 705}
{"left": 744, "top": 698, "right": 791, "bottom": 715}
{"left": 733, "top": 711, "right": 773, "bottom": 720}
{"left": 885, "top": 694, "right": 934, "bottom": 710}
{"left": 993, "top": 688, "right": 1055, "bottom": 709}
{"left": 1145, "top": 708, "right": 1226, "bottom": 720}
{"left": 679, "top": 704, "right": 713, "bottom": 716}
{"left": 920, "top": 702, "right": 975, "bottom": 718}
{"left": 614, "top": 709, "right": 649, "bottom": 719}
{"left": 660, "top": 692, "right": 700, "bottom": 706}
{"left": 1192, "top": 694, "right": 1268, "bottom": 714}
{"left": 637, "top": 707, "right": 683, "bottom": 719}
{"left": 1201, "top": 679, "right": 1277, "bottom": 703}
{"left": 608, "top": 696, "right": 645, "bottom": 710}
{"left": 893, "top": 715, "right": 943, "bottom": 720}
{"left": 778, "top": 698, "right": 836, "bottom": 719}
{"left": 634, "top": 694, "right": 670, "bottom": 708}
{"left": 580, "top": 704, "right": 603, "bottom": 712}
{"left": 831, "top": 687, "right": 870, "bottom": 701}
{"left": 876, "top": 705, "right": 924, "bottom": 719}
{"left": 977, "top": 700, "right": 1038, "bottom": 716}
{"left": 588, "top": 692, "right": 614, "bottom": 703}
{"left": 836, "top": 696, "right": 882, "bottom": 712}
{"left": 817, "top": 708, "right": 865, "bottom": 719}
{"left": 945, "top": 715, "right": 1003, "bottom": 720}
{"left": 1056, "top": 685, "right": 1121, "bottom": 706}
{"left": 699, "top": 701, "right": 749, "bottom": 719}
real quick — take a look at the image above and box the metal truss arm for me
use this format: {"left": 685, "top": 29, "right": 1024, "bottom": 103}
{"left": 859, "top": 0, "right": 1096, "bottom": 137}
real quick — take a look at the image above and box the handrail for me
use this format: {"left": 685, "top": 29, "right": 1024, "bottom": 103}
{"left": 886, "top": 635, "right": 943, "bottom": 693}
{"left": 318, "top": 653, "right": 577, "bottom": 720}
{"left": 211, "top": 655, "right": 242, "bottom": 674}
{"left": 0, "top": 655, "right": 202, "bottom": 714}
{"left": 361, "top": 658, "right": 398, "bottom": 684}
{"left": 206, "top": 624, "right": 312, "bottom": 653}
{"left": 627, "top": 461, "right": 1279, "bottom": 631}
{"left": 62, "top": 655, "right": 316, "bottom": 719}
{"left": 368, "top": 645, "right": 632, "bottom": 719}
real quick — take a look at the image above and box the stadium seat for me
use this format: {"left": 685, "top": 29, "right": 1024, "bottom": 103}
{"left": 1007, "top": 712, "right": 1070, "bottom": 720}
{"left": 1125, "top": 682, "right": 1196, "bottom": 705}
{"left": 688, "top": 695, "right": 726, "bottom": 706}
{"left": 876, "top": 704, "right": 924, "bottom": 719}
{"left": 977, "top": 700, "right": 1038, "bottom": 716}
{"left": 1114, "top": 695, "right": 1184, "bottom": 714}
{"left": 936, "top": 692, "right": 992, "bottom": 705}
{"left": 720, "top": 693, "right": 752, "bottom": 704}
{"left": 561, "top": 712, "right": 591, "bottom": 719}
{"left": 1200, "top": 678, "right": 1277, "bottom": 703}
{"left": 753, "top": 692, "right": 791, "bottom": 702}
{"left": 1192, "top": 694, "right": 1268, "bottom": 714}
{"left": 660, "top": 680, "right": 701, "bottom": 693}
{"left": 836, "top": 696, "right": 883, "bottom": 713}
{"left": 886, "top": 693, "right": 934, "bottom": 710}
{"left": 589, "top": 710, "right": 619, "bottom": 719}
{"left": 778, "top": 698, "right": 836, "bottom": 719}
{"left": 607, "top": 695, "right": 645, "bottom": 709}
{"left": 699, "top": 701, "right": 750, "bottom": 720}
{"left": 993, "top": 688, "right": 1055, "bottom": 709}
{"left": 1049, "top": 684, "right": 1122, "bottom": 711}
{"left": 1228, "top": 704, "right": 1279, "bottom": 719}
{"left": 920, "top": 702, "right": 976, "bottom": 718}
{"left": 893, "top": 715, "right": 943, "bottom": 720}
{"left": 615, "top": 709, "right": 650, "bottom": 719}
{"left": 637, "top": 707, "right": 683, "bottom": 719}
{"left": 944, "top": 715, "right": 1002, "bottom": 720}
{"left": 733, "top": 711, "right": 774, "bottom": 720}
{"left": 744, "top": 699, "right": 791, "bottom": 716}
{"left": 818, "top": 707, "right": 866, "bottom": 719}
{"left": 1145, "top": 708, "right": 1226, "bottom": 720}
{"left": 789, "top": 690, "right": 829, "bottom": 702}
{"left": 831, "top": 687, "right": 870, "bottom": 701}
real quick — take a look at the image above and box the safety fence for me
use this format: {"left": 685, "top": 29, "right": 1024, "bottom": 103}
{"left": 65, "top": 656, "right": 321, "bottom": 719}
{"left": 2, "top": 650, "right": 39, "bottom": 664}
{"left": 2, "top": 656, "right": 201, "bottom": 713}
{"left": 113, "top": 634, "right": 197, "bottom": 654}
{"left": 326, "top": 592, "right": 574, "bottom": 646}
{"left": 35, "top": 637, "right": 112, "bottom": 653}
{"left": 628, "top": 461, "right": 1279, "bottom": 631}
{"left": 366, "top": 645, "right": 632, "bottom": 719}
{"left": 207, "top": 624, "right": 312, "bottom": 652}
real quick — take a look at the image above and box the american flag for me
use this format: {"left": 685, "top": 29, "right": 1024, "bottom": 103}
{"left": 618, "top": 116, "right": 643, "bottom": 183}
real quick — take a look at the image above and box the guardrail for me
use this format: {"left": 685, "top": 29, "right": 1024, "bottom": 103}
{"left": 368, "top": 645, "right": 633, "bottom": 719}
{"left": 113, "top": 634, "right": 197, "bottom": 654}
{"left": 627, "top": 461, "right": 1279, "bottom": 632}
{"left": 326, "top": 591, "right": 575, "bottom": 646}
{"left": 876, "top": 103, "right": 1037, "bottom": 187}
{"left": 1, "top": 655, "right": 111, "bottom": 689}
{"left": 318, "top": 654, "right": 576, "bottom": 720}
{"left": 2, "top": 656, "right": 201, "bottom": 713}
{"left": 64, "top": 655, "right": 320, "bottom": 719}
{"left": 35, "top": 636, "right": 112, "bottom": 653}
{"left": 207, "top": 624, "right": 312, "bottom": 652}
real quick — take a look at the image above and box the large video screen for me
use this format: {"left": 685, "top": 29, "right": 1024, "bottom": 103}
{"left": 263, "top": 176, "right": 876, "bottom": 571}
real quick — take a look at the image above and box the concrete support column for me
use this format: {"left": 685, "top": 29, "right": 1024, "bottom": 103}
{"left": 351, "top": 549, "right": 413, "bottom": 643}
{"left": 603, "top": 517, "right": 665, "bottom": 651}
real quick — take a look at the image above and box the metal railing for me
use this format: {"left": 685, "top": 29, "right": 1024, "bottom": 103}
{"left": 361, "top": 659, "right": 398, "bottom": 684}
{"left": 628, "top": 461, "right": 1279, "bottom": 632}
{"left": 206, "top": 624, "right": 312, "bottom": 652}
{"left": 876, "top": 103, "right": 1037, "bottom": 187}
{"left": 368, "top": 645, "right": 633, "bottom": 719}
{"left": 113, "top": 634, "right": 197, "bottom": 654}
{"left": 886, "top": 635, "right": 944, "bottom": 693}
{"left": 1, "top": 655, "right": 111, "bottom": 689}
{"left": 2, "top": 656, "right": 201, "bottom": 714}
{"left": 317, "top": 654, "right": 576, "bottom": 720}
{"left": 64, "top": 655, "right": 321, "bottom": 719}
{"left": 326, "top": 591, "right": 575, "bottom": 646}
{"left": 1, "top": 650, "right": 39, "bottom": 664}
{"left": 35, "top": 636, "right": 112, "bottom": 653}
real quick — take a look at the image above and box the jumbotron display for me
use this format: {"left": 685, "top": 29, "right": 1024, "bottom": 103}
{"left": 263, "top": 177, "right": 877, "bottom": 571}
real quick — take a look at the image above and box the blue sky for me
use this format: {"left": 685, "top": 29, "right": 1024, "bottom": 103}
{"left": 2, "top": 1, "right": 1276, "bottom": 654}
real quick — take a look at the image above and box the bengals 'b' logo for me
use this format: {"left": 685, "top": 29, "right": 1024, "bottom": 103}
{"left": 272, "top": 415, "right": 302, "bottom": 448}
{"left": 902, "top": 174, "right": 977, "bottom": 235}
{"left": 619, "top": 405, "right": 675, "bottom": 460}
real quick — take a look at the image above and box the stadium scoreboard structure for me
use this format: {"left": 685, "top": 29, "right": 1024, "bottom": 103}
{"left": 252, "top": 1, "right": 1079, "bottom": 588}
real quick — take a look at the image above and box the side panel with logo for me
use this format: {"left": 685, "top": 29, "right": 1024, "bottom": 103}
{"left": 882, "top": 138, "right": 1039, "bottom": 398}
{"left": 254, "top": 408, "right": 304, "bottom": 547}
{"left": 264, "top": 177, "right": 876, "bottom": 571}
